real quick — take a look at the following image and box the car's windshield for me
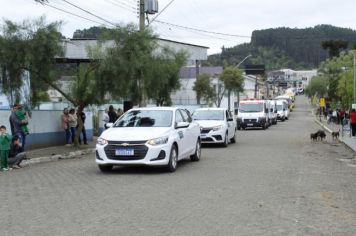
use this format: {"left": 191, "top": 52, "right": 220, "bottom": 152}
{"left": 192, "top": 110, "right": 224, "bottom": 120}
{"left": 239, "top": 103, "right": 264, "bottom": 113}
{"left": 113, "top": 110, "right": 173, "bottom": 127}
{"left": 277, "top": 105, "right": 283, "bottom": 111}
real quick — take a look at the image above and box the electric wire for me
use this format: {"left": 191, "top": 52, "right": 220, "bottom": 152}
{"left": 38, "top": 1, "right": 108, "bottom": 26}
{"left": 61, "top": 0, "right": 117, "bottom": 27}
{"left": 148, "top": 0, "right": 176, "bottom": 25}
{"left": 105, "top": 0, "right": 137, "bottom": 14}
{"left": 153, "top": 20, "right": 251, "bottom": 38}
{"left": 113, "top": 0, "right": 137, "bottom": 10}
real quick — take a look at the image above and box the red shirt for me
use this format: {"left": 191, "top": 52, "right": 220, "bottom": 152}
{"left": 350, "top": 112, "right": 356, "bottom": 124}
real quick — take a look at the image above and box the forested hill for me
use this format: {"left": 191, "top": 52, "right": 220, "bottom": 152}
{"left": 207, "top": 25, "right": 356, "bottom": 70}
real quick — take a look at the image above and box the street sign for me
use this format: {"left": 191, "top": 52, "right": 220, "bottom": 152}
{"left": 320, "top": 98, "right": 325, "bottom": 107}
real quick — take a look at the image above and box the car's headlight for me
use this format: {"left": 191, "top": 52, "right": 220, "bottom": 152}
{"left": 147, "top": 136, "right": 169, "bottom": 146}
{"left": 97, "top": 137, "right": 108, "bottom": 146}
{"left": 212, "top": 125, "right": 222, "bottom": 131}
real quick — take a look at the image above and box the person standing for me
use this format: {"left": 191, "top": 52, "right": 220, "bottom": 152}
{"left": 350, "top": 109, "right": 356, "bottom": 137}
{"left": 0, "top": 125, "right": 12, "bottom": 171}
{"left": 108, "top": 105, "right": 118, "bottom": 124}
{"left": 68, "top": 108, "right": 78, "bottom": 144}
{"left": 61, "top": 108, "right": 71, "bottom": 146}
{"left": 102, "top": 108, "right": 109, "bottom": 129}
{"left": 9, "top": 104, "right": 17, "bottom": 135}
{"left": 10, "top": 105, "right": 28, "bottom": 151}
{"left": 78, "top": 110, "right": 88, "bottom": 145}
{"left": 8, "top": 135, "right": 26, "bottom": 169}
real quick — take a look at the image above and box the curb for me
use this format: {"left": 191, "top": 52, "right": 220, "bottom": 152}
{"left": 22, "top": 148, "right": 96, "bottom": 166}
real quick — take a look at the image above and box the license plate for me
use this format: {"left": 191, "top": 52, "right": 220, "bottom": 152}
{"left": 115, "top": 149, "right": 134, "bottom": 156}
{"left": 247, "top": 123, "right": 253, "bottom": 126}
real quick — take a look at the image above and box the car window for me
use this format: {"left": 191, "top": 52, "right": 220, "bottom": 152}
{"left": 113, "top": 110, "right": 173, "bottom": 127}
{"left": 192, "top": 110, "right": 224, "bottom": 120}
{"left": 175, "top": 110, "right": 184, "bottom": 123}
{"left": 180, "top": 109, "right": 191, "bottom": 123}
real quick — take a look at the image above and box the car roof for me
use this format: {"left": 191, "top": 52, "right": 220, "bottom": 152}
{"left": 129, "top": 107, "right": 177, "bottom": 111}
{"left": 194, "top": 108, "right": 226, "bottom": 111}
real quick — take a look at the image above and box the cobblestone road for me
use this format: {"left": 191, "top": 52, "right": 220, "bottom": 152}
{"left": 1, "top": 96, "right": 356, "bottom": 235}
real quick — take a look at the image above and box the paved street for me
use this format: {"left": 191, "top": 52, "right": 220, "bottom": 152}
{"left": 1, "top": 96, "right": 356, "bottom": 235}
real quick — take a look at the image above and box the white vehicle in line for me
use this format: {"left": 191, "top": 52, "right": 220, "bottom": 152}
{"left": 192, "top": 108, "right": 236, "bottom": 147}
{"left": 275, "top": 100, "right": 289, "bottom": 121}
{"left": 96, "top": 107, "right": 201, "bottom": 172}
{"left": 237, "top": 99, "right": 269, "bottom": 130}
{"left": 267, "top": 100, "right": 278, "bottom": 125}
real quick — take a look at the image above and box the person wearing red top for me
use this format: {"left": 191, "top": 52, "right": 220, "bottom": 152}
{"left": 350, "top": 109, "right": 356, "bottom": 137}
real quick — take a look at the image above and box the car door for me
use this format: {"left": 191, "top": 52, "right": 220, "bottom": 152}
{"left": 179, "top": 109, "right": 196, "bottom": 155}
{"left": 175, "top": 110, "right": 189, "bottom": 158}
{"left": 226, "top": 110, "right": 235, "bottom": 139}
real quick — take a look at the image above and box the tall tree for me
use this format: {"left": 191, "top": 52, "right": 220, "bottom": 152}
{"left": 322, "top": 39, "right": 348, "bottom": 58}
{"left": 193, "top": 73, "right": 215, "bottom": 105}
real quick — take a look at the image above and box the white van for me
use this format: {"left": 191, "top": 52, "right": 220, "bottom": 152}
{"left": 237, "top": 99, "right": 269, "bottom": 130}
{"left": 267, "top": 100, "right": 278, "bottom": 125}
{"left": 275, "top": 100, "right": 289, "bottom": 121}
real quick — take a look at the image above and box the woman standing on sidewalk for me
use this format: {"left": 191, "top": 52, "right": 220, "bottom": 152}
{"left": 61, "top": 108, "right": 71, "bottom": 146}
{"left": 350, "top": 109, "right": 356, "bottom": 137}
{"left": 68, "top": 108, "right": 78, "bottom": 144}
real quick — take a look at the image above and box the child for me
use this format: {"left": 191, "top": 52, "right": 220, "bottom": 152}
{"left": 0, "top": 125, "right": 12, "bottom": 171}
{"left": 15, "top": 104, "right": 29, "bottom": 135}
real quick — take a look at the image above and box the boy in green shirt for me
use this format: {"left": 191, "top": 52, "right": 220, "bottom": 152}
{"left": 15, "top": 104, "right": 29, "bottom": 134}
{"left": 0, "top": 125, "right": 12, "bottom": 171}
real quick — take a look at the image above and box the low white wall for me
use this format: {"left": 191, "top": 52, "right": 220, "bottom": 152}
{"left": 0, "top": 110, "right": 93, "bottom": 149}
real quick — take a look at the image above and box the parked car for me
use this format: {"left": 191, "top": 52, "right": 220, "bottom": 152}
{"left": 96, "top": 107, "right": 201, "bottom": 172}
{"left": 236, "top": 99, "right": 269, "bottom": 130}
{"left": 267, "top": 100, "right": 278, "bottom": 125}
{"left": 192, "top": 108, "right": 236, "bottom": 147}
{"left": 275, "top": 99, "right": 289, "bottom": 121}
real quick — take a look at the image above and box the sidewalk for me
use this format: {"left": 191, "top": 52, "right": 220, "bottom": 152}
{"left": 315, "top": 117, "right": 356, "bottom": 152}
{"left": 22, "top": 137, "right": 97, "bottom": 166}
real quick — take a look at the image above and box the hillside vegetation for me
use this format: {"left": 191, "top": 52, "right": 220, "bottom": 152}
{"left": 206, "top": 25, "right": 356, "bottom": 70}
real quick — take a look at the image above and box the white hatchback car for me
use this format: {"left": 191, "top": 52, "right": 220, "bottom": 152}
{"left": 192, "top": 108, "right": 236, "bottom": 147}
{"left": 96, "top": 107, "right": 201, "bottom": 172}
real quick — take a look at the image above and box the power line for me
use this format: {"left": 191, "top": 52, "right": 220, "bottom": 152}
{"left": 61, "top": 0, "right": 117, "bottom": 27}
{"left": 153, "top": 20, "right": 252, "bottom": 38}
{"left": 105, "top": 0, "right": 137, "bottom": 14}
{"left": 38, "top": 2, "right": 107, "bottom": 26}
{"left": 148, "top": 0, "right": 176, "bottom": 25}
{"left": 113, "top": 0, "right": 137, "bottom": 10}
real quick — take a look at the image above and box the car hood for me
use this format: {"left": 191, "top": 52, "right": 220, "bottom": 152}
{"left": 194, "top": 120, "right": 224, "bottom": 128}
{"left": 101, "top": 127, "right": 171, "bottom": 141}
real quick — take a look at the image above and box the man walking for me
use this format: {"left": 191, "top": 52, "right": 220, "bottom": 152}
{"left": 350, "top": 109, "right": 356, "bottom": 137}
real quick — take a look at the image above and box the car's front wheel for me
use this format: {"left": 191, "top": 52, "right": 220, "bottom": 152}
{"left": 98, "top": 164, "right": 113, "bottom": 172}
{"left": 190, "top": 139, "right": 201, "bottom": 161}
{"left": 230, "top": 130, "right": 236, "bottom": 143}
{"left": 166, "top": 145, "right": 178, "bottom": 172}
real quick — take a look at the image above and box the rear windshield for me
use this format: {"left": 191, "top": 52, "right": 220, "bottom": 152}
{"left": 192, "top": 110, "right": 224, "bottom": 120}
{"left": 113, "top": 110, "right": 173, "bottom": 127}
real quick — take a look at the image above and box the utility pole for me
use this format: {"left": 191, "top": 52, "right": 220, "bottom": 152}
{"left": 139, "top": 0, "right": 145, "bottom": 32}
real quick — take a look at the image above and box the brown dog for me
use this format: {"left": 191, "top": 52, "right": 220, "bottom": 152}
{"left": 331, "top": 129, "right": 340, "bottom": 140}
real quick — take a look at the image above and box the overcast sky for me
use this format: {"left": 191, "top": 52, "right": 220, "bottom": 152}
{"left": 1, "top": 0, "right": 356, "bottom": 54}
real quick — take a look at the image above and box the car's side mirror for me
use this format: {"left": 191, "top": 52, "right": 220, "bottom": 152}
{"left": 227, "top": 118, "right": 233, "bottom": 122}
{"left": 265, "top": 109, "right": 269, "bottom": 113}
{"left": 270, "top": 108, "right": 273, "bottom": 112}
{"left": 175, "top": 122, "right": 189, "bottom": 129}
{"left": 283, "top": 109, "right": 286, "bottom": 111}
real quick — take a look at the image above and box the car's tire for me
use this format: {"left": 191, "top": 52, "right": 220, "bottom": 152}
{"left": 282, "top": 117, "right": 285, "bottom": 122}
{"left": 222, "top": 132, "right": 229, "bottom": 147}
{"left": 230, "top": 130, "right": 236, "bottom": 143}
{"left": 166, "top": 145, "right": 178, "bottom": 172}
{"left": 98, "top": 164, "right": 113, "bottom": 172}
{"left": 190, "top": 139, "right": 201, "bottom": 162}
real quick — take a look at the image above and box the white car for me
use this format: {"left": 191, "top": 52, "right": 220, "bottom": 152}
{"left": 96, "top": 107, "right": 201, "bottom": 172}
{"left": 192, "top": 108, "right": 236, "bottom": 147}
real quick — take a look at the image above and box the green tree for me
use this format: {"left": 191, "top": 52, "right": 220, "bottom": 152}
{"left": 305, "top": 75, "right": 328, "bottom": 98}
{"left": 336, "top": 70, "right": 353, "bottom": 108}
{"left": 193, "top": 73, "right": 215, "bottom": 105}
{"left": 322, "top": 40, "right": 348, "bottom": 58}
